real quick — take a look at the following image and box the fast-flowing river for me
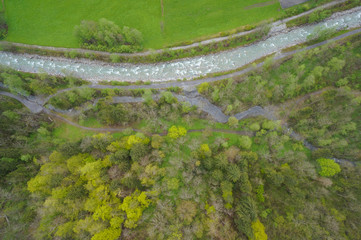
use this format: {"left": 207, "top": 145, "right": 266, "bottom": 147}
{"left": 0, "top": 9, "right": 360, "bottom": 82}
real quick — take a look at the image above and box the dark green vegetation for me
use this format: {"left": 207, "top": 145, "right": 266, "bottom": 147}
{"left": 0, "top": 96, "right": 53, "bottom": 177}
{"left": 83, "top": 93, "right": 199, "bottom": 129}
{"left": 48, "top": 88, "right": 150, "bottom": 110}
{"left": 0, "top": 67, "right": 87, "bottom": 96}
{"left": 75, "top": 19, "right": 143, "bottom": 53}
{"left": 1, "top": 27, "right": 361, "bottom": 240}
{"left": 2, "top": 104, "right": 361, "bottom": 239}
{"left": 0, "top": 96, "right": 52, "bottom": 239}
{"left": 289, "top": 88, "right": 361, "bottom": 161}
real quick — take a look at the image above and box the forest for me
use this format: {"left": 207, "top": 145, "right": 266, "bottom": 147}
{"left": 0, "top": 30, "right": 360, "bottom": 240}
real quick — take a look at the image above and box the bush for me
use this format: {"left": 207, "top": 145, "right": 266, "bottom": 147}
{"left": 110, "top": 54, "right": 121, "bottom": 63}
{"left": 239, "top": 135, "right": 252, "bottom": 150}
{"left": 160, "top": 91, "right": 177, "bottom": 104}
{"left": 228, "top": 116, "right": 239, "bottom": 128}
{"left": 74, "top": 18, "right": 143, "bottom": 53}
{"left": 68, "top": 50, "right": 78, "bottom": 59}
{"left": 309, "top": 9, "right": 331, "bottom": 23}
{"left": 198, "top": 82, "right": 209, "bottom": 93}
{"left": 262, "top": 120, "right": 276, "bottom": 130}
{"left": 199, "top": 144, "right": 212, "bottom": 158}
{"left": 306, "top": 26, "right": 337, "bottom": 43}
{"left": 122, "top": 26, "right": 143, "bottom": 46}
{"left": 167, "top": 126, "right": 187, "bottom": 139}
{"left": 316, "top": 158, "right": 341, "bottom": 177}
{"left": 250, "top": 123, "right": 261, "bottom": 131}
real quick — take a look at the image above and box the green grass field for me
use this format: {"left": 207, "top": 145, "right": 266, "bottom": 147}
{"left": 4, "top": 0, "right": 282, "bottom": 49}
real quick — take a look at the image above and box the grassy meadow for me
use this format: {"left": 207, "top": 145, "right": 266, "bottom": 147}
{"left": 4, "top": 0, "right": 282, "bottom": 49}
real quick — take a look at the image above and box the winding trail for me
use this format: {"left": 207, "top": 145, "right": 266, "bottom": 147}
{"left": 0, "top": 7, "right": 360, "bottom": 82}
{"left": 0, "top": 91, "right": 43, "bottom": 113}
{"left": 0, "top": 88, "right": 355, "bottom": 166}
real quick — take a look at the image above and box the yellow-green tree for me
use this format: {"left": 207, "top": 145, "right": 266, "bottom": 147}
{"left": 250, "top": 219, "right": 267, "bottom": 240}
{"left": 199, "top": 144, "right": 212, "bottom": 158}
{"left": 167, "top": 126, "right": 187, "bottom": 139}
{"left": 119, "top": 191, "right": 151, "bottom": 228}
{"left": 317, "top": 158, "right": 341, "bottom": 177}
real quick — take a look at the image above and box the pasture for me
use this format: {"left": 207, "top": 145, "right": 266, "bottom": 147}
{"left": 4, "top": 0, "right": 282, "bottom": 49}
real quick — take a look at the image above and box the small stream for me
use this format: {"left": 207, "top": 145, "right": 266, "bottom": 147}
{"left": 0, "top": 9, "right": 360, "bottom": 82}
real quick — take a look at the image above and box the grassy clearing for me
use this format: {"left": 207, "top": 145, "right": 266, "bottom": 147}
{"left": 5, "top": 0, "right": 281, "bottom": 49}
{"left": 52, "top": 120, "right": 129, "bottom": 142}
{"left": 52, "top": 122, "right": 94, "bottom": 142}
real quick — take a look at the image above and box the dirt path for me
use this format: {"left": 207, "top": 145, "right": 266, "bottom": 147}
{"left": 1, "top": 87, "right": 355, "bottom": 166}
{"left": 0, "top": 91, "right": 43, "bottom": 113}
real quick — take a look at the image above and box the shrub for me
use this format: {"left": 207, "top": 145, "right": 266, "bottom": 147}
{"left": 68, "top": 50, "right": 78, "bottom": 59}
{"left": 151, "top": 135, "right": 163, "bottom": 149}
{"left": 306, "top": 26, "right": 337, "bottom": 42}
{"left": 228, "top": 116, "right": 239, "bottom": 128}
{"left": 198, "top": 82, "right": 209, "bottom": 93}
{"left": 250, "top": 123, "right": 261, "bottom": 131}
{"left": 74, "top": 18, "right": 143, "bottom": 53}
{"left": 167, "top": 126, "right": 187, "bottom": 139}
{"left": 110, "top": 54, "right": 121, "bottom": 63}
{"left": 167, "top": 178, "right": 180, "bottom": 190}
{"left": 309, "top": 9, "right": 331, "bottom": 23}
{"left": 122, "top": 26, "right": 143, "bottom": 46}
{"left": 160, "top": 91, "right": 177, "bottom": 104}
{"left": 316, "top": 158, "right": 341, "bottom": 177}
{"left": 199, "top": 144, "right": 212, "bottom": 158}
{"left": 262, "top": 120, "right": 276, "bottom": 130}
{"left": 239, "top": 135, "right": 252, "bottom": 150}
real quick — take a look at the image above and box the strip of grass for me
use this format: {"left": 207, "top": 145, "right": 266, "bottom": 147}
{"left": 0, "top": 26, "right": 269, "bottom": 64}
{"left": 5, "top": 0, "right": 281, "bottom": 50}
{"left": 52, "top": 122, "right": 94, "bottom": 142}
